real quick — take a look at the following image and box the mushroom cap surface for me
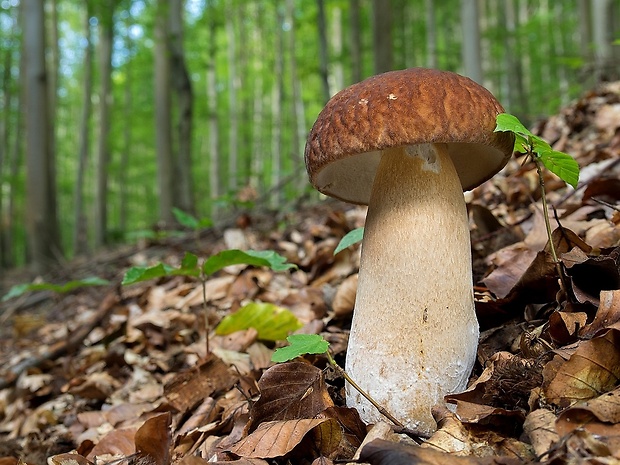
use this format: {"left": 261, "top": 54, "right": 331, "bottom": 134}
{"left": 304, "top": 68, "right": 515, "bottom": 204}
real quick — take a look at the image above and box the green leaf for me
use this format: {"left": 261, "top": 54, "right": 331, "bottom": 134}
{"left": 538, "top": 149, "right": 580, "bottom": 189}
{"left": 271, "top": 334, "right": 330, "bottom": 363}
{"left": 494, "top": 113, "right": 534, "bottom": 138}
{"left": 2, "top": 277, "right": 110, "bottom": 302}
{"left": 173, "top": 207, "right": 199, "bottom": 229}
{"left": 215, "top": 302, "right": 302, "bottom": 341}
{"left": 202, "top": 249, "right": 297, "bottom": 276}
{"left": 121, "top": 252, "right": 201, "bottom": 285}
{"left": 334, "top": 227, "right": 364, "bottom": 255}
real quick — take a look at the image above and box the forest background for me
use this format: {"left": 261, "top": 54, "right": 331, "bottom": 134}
{"left": 0, "top": 0, "right": 619, "bottom": 274}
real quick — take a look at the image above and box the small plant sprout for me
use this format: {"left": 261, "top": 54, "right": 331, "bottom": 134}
{"left": 122, "top": 249, "right": 297, "bottom": 353}
{"left": 272, "top": 334, "right": 404, "bottom": 427}
{"left": 494, "top": 113, "right": 580, "bottom": 292}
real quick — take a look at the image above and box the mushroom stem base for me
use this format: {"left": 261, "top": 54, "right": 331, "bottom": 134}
{"left": 345, "top": 143, "right": 478, "bottom": 435}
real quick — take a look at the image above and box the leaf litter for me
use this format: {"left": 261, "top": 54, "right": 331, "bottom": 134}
{"left": 1, "top": 81, "right": 620, "bottom": 464}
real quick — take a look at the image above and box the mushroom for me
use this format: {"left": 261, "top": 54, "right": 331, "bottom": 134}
{"left": 304, "top": 68, "right": 514, "bottom": 435}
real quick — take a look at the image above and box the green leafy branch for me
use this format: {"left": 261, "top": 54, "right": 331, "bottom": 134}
{"left": 272, "top": 334, "right": 404, "bottom": 428}
{"left": 2, "top": 277, "right": 110, "bottom": 302}
{"left": 494, "top": 113, "right": 580, "bottom": 293}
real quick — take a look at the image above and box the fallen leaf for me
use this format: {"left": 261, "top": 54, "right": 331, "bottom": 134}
{"left": 581, "top": 289, "right": 620, "bottom": 337}
{"left": 522, "top": 408, "right": 559, "bottom": 458}
{"left": 544, "top": 329, "right": 620, "bottom": 408}
{"left": 228, "top": 418, "right": 341, "bottom": 459}
{"left": 249, "top": 362, "right": 334, "bottom": 430}
{"left": 134, "top": 412, "right": 171, "bottom": 465}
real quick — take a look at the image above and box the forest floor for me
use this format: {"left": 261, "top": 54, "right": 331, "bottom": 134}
{"left": 2, "top": 81, "right": 620, "bottom": 465}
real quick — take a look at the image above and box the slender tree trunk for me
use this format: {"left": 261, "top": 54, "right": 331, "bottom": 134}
{"left": 119, "top": 11, "right": 134, "bottom": 232}
{"left": 286, "top": 0, "right": 306, "bottom": 167}
{"left": 22, "top": 0, "right": 60, "bottom": 271}
{"left": 460, "top": 0, "right": 483, "bottom": 83}
{"left": 372, "top": 0, "right": 392, "bottom": 74}
{"left": 226, "top": 5, "right": 239, "bottom": 193}
{"left": 46, "top": 0, "right": 61, "bottom": 254}
{"left": 250, "top": 3, "right": 264, "bottom": 192}
{"left": 425, "top": 0, "right": 438, "bottom": 68}
{"left": 94, "top": 3, "right": 115, "bottom": 247}
{"left": 170, "top": 0, "right": 194, "bottom": 214}
{"left": 207, "top": 9, "right": 220, "bottom": 217}
{"left": 154, "top": 0, "right": 174, "bottom": 225}
{"left": 0, "top": 21, "right": 14, "bottom": 268}
{"left": 316, "top": 0, "right": 330, "bottom": 102}
{"left": 73, "top": 1, "right": 94, "bottom": 255}
{"left": 330, "top": 6, "right": 344, "bottom": 92}
{"left": 592, "top": 0, "right": 615, "bottom": 81}
{"left": 271, "top": 5, "right": 285, "bottom": 207}
{"left": 349, "top": 0, "right": 362, "bottom": 83}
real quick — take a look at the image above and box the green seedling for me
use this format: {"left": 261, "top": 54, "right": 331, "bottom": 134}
{"left": 272, "top": 333, "right": 404, "bottom": 427}
{"left": 494, "top": 113, "right": 580, "bottom": 292}
{"left": 172, "top": 207, "right": 214, "bottom": 230}
{"left": 122, "top": 249, "right": 298, "bottom": 353}
{"left": 2, "top": 276, "right": 110, "bottom": 302}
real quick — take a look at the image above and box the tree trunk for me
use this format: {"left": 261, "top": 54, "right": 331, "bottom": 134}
{"left": 349, "top": 0, "right": 362, "bottom": 83}
{"left": 286, "top": 0, "right": 306, "bottom": 170}
{"left": 226, "top": 4, "right": 239, "bottom": 193}
{"left": 206, "top": 7, "right": 220, "bottom": 217}
{"left": 170, "top": 0, "right": 194, "bottom": 214}
{"left": 22, "top": 0, "right": 60, "bottom": 271}
{"left": 271, "top": 5, "right": 285, "bottom": 207}
{"left": 154, "top": 0, "right": 174, "bottom": 226}
{"left": 425, "top": 0, "right": 438, "bottom": 68}
{"left": 372, "top": 0, "right": 392, "bottom": 74}
{"left": 119, "top": 10, "right": 134, "bottom": 233}
{"left": 94, "top": 2, "right": 115, "bottom": 247}
{"left": 592, "top": 0, "right": 616, "bottom": 81}
{"left": 330, "top": 6, "right": 344, "bottom": 92}
{"left": 73, "top": 1, "right": 94, "bottom": 255}
{"left": 460, "top": 0, "right": 483, "bottom": 83}
{"left": 250, "top": 3, "right": 264, "bottom": 192}
{"left": 316, "top": 0, "right": 330, "bottom": 102}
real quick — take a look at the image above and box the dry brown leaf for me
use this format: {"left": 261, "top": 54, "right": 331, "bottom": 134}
{"left": 556, "top": 386, "right": 620, "bottom": 438}
{"left": 228, "top": 418, "right": 341, "bottom": 459}
{"left": 548, "top": 310, "right": 588, "bottom": 345}
{"left": 544, "top": 329, "right": 620, "bottom": 408}
{"left": 359, "top": 438, "right": 523, "bottom": 465}
{"left": 581, "top": 289, "right": 620, "bottom": 338}
{"left": 86, "top": 428, "right": 137, "bottom": 460}
{"left": 48, "top": 453, "right": 95, "bottom": 465}
{"left": 249, "top": 362, "right": 334, "bottom": 431}
{"left": 332, "top": 274, "right": 358, "bottom": 317}
{"left": 134, "top": 412, "right": 171, "bottom": 465}
{"left": 67, "top": 371, "right": 121, "bottom": 400}
{"left": 164, "top": 354, "right": 237, "bottom": 414}
{"left": 522, "top": 408, "right": 559, "bottom": 458}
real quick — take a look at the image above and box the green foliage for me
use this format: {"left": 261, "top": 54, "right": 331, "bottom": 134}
{"left": 495, "top": 113, "right": 580, "bottom": 188}
{"left": 216, "top": 302, "right": 302, "bottom": 341}
{"left": 271, "top": 334, "right": 330, "bottom": 362}
{"left": 333, "top": 228, "right": 364, "bottom": 255}
{"left": 122, "top": 249, "right": 297, "bottom": 285}
{"left": 172, "top": 208, "right": 213, "bottom": 229}
{"left": 2, "top": 277, "right": 110, "bottom": 302}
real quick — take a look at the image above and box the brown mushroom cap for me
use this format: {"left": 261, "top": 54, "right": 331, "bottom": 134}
{"left": 304, "top": 68, "right": 515, "bottom": 204}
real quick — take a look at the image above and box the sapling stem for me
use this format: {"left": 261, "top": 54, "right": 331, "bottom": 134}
{"left": 325, "top": 351, "right": 404, "bottom": 428}
{"left": 532, "top": 154, "right": 566, "bottom": 295}
{"left": 200, "top": 274, "right": 210, "bottom": 355}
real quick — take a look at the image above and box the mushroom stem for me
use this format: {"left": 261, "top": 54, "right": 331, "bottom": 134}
{"left": 346, "top": 143, "right": 478, "bottom": 436}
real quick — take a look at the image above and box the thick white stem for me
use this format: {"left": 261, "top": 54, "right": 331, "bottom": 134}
{"left": 346, "top": 143, "right": 478, "bottom": 435}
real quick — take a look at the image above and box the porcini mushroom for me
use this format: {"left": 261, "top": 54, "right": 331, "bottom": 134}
{"left": 304, "top": 68, "right": 514, "bottom": 435}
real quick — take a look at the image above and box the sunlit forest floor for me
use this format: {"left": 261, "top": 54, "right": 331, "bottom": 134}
{"left": 1, "top": 81, "right": 620, "bottom": 464}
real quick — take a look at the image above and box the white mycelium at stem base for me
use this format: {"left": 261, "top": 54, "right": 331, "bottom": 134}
{"left": 345, "top": 143, "right": 479, "bottom": 436}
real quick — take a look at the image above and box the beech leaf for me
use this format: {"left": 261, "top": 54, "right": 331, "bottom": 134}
{"left": 215, "top": 302, "right": 302, "bottom": 341}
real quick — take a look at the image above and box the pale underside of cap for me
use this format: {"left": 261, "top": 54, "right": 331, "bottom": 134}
{"left": 304, "top": 68, "right": 515, "bottom": 204}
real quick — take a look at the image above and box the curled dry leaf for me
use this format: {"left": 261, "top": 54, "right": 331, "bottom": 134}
{"left": 548, "top": 310, "right": 588, "bottom": 345}
{"left": 581, "top": 289, "right": 620, "bottom": 338}
{"left": 249, "top": 362, "right": 334, "bottom": 431}
{"left": 522, "top": 408, "right": 559, "bottom": 458}
{"left": 332, "top": 274, "right": 358, "bottom": 317}
{"left": 134, "top": 412, "right": 172, "bottom": 465}
{"left": 556, "top": 386, "right": 620, "bottom": 438}
{"left": 544, "top": 329, "right": 620, "bottom": 408}
{"left": 228, "top": 418, "right": 342, "bottom": 459}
